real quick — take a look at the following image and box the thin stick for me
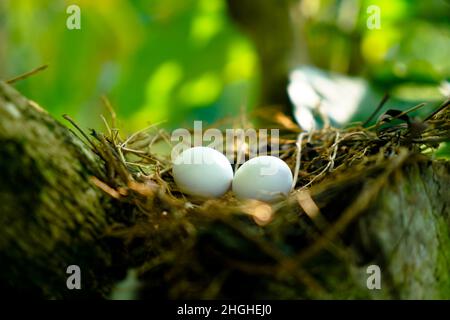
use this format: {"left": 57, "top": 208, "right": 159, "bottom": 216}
{"left": 291, "top": 132, "right": 307, "bottom": 189}
{"left": 149, "top": 131, "right": 162, "bottom": 148}
{"left": 362, "top": 93, "right": 389, "bottom": 127}
{"left": 6, "top": 65, "right": 49, "bottom": 84}
{"left": 397, "top": 102, "right": 428, "bottom": 119}
{"left": 125, "top": 161, "right": 153, "bottom": 169}
{"left": 120, "top": 146, "right": 148, "bottom": 154}
{"left": 63, "top": 114, "right": 97, "bottom": 151}
{"left": 100, "top": 115, "right": 112, "bottom": 137}
{"left": 329, "top": 131, "right": 340, "bottom": 171}
{"left": 291, "top": 149, "right": 410, "bottom": 266}
{"left": 366, "top": 102, "right": 428, "bottom": 130}
{"left": 120, "top": 121, "right": 166, "bottom": 147}
{"left": 423, "top": 98, "right": 450, "bottom": 121}
{"left": 101, "top": 96, "right": 117, "bottom": 129}
{"left": 300, "top": 161, "right": 332, "bottom": 190}
{"left": 90, "top": 176, "right": 121, "bottom": 199}
{"left": 158, "top": 129, "right": 173, "bottom": 146}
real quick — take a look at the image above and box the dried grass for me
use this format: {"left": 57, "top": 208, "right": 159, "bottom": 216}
{"left": 68, "top": 97, "right": 449, "bottom": 299}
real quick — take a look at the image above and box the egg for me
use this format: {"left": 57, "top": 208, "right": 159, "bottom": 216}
{"left": 172, "top": 146, "right": 233, "bottom": 198}
{"left": 232, "top": 156, "right": 293, "bottom": 202}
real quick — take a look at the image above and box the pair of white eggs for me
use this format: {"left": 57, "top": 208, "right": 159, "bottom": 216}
{"left": 172, "top": 147, "right": 293, "bottom": 202}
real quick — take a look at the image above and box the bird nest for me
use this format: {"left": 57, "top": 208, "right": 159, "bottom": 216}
{"left": 68, "top": 98, "right": 449, "bottom": 299}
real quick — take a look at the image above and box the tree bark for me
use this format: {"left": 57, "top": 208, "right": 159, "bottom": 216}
{"left": 226, "top": 0, "right": 294, "bottom": 116}
{"left": 0, "top": 81, "right": 127, "bottom": 298}
{"left": 306, "top": 159, "right": 450, "bottom": 299}
{"left": 359, "top": 160, "right": 450, "bottom": 299}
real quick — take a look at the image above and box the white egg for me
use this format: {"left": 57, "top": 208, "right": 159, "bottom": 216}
{"left": 232, "top": 156, "right": 293, "bottom": 202}
{"left": 172, "top": 146, "right": 233, "bottom": 198}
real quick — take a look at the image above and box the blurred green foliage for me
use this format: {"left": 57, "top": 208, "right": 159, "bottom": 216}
{"left": 301, "top": 0, "right": 449, "bottom": 93}
{"left": 2, "top": 0, "right": 259, "bottom": 131}
{"left": 1, "top": 0, "right": 449, "bottom": 131}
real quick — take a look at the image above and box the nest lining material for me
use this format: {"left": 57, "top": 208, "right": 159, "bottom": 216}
{"left": 68, "top": 98, "right": 449, "bottom": 298}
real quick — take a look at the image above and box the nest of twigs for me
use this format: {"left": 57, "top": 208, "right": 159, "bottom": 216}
{"left": 68, "top": 98, "right": 449, "bottom": 299}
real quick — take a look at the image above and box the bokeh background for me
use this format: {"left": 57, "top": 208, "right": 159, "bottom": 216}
{"left": 1, "top": 0, "right": 449, "bottom": 132}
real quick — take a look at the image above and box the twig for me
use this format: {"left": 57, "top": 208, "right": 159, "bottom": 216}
{"left": 100, "top": 115, "right": 112, "bottom": 137}
{"left": 362, "top": 93, "right": 389, "bottom": 127}
{"left": 423, "top": 98, "right": 450, "bottom": 121}
{"left": 120, "top": 121, "right": 165, "bottom": 148}
{"left": 6, "top": 64, "right": 49, "bottom": 84}
{"left": 291, "top": 149, "right": 410, "bottom": 266}
{"left": 90, "top": 176, "right": 121, "bottom": 199}
{"left": 63, "top": 114, "right": 97, "bottom": 151}
{"left": 101, "top": 95, "right": 117, "bottom": 129}
{"left": 366, "top": 102, "right": 428, "bottom": 131}
{"left": 291, "top": 132, "right": 307, "bottom": 189}
{"left": 329, "top": 131, "right": 340, "bottom": 171}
